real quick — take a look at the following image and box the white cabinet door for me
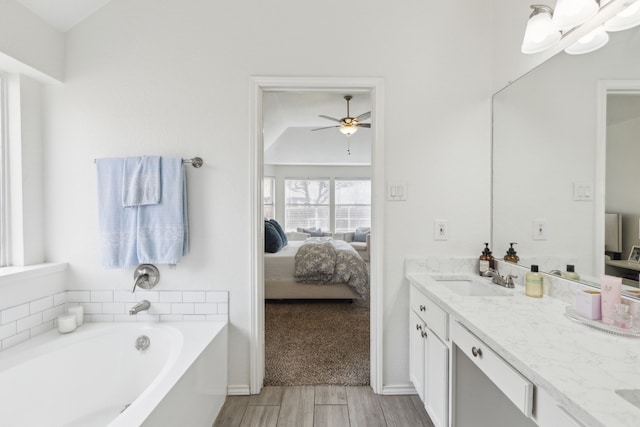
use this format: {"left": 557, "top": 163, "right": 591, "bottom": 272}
{"left": 425, "top": 331, "right": 448, "bottom": 427}
{"left": 410, "top": 309, "right": 426, "bottom": 401}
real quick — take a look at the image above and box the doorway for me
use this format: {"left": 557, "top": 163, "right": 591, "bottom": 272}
{"left": 250, "top": 77, "right": 385, "bottom": 394}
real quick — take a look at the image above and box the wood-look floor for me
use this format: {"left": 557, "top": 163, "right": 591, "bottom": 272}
{"left": 213, "top": 386, "right": 435, "bottom": 427}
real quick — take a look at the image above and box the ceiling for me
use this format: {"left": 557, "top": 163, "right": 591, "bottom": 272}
{"left": 15, "top": 0, "right": 112, "bottom": 32}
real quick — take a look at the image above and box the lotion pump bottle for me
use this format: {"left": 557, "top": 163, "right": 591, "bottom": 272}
{"left": 561, "top": 264, "right": 580, "bottom": 280}
{"left": 525, "top": 265, "right": 543, "bottom": 298}
{"left": 479, "top": 243, "right": 491, "bottom": 276}
{"left": 504, "top": 242, "right": 520, "bottom": 263}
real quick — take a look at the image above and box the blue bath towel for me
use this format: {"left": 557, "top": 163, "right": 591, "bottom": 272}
{"left": 136, "top": 157, "right": 189, "bottom": 264}
{"left": 96, "top": 158, "right": 139, "bottom": 268}
{"left": 122, "top": 156, "right": 161, "bottom": 207}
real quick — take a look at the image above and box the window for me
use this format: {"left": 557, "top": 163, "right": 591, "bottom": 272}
{"left": 284, "top": 178, "right": 330, "bottom": 231}
{"left": 335, "top": 179, "right": 371, "bottom": 232}
{"left": 263, "top": 177, "right": 275, "bottom": 219}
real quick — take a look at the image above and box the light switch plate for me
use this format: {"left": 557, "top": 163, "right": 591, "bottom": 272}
{"left": 573, "top": 182, "right": 593, "bottom": 201}
{"left": 388, "top": 182, "right": 407, "bottom": 201}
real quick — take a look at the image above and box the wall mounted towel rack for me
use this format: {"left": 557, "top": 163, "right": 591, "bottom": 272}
{"left": 93, "top": 157, "right": 204, "bottom": 168}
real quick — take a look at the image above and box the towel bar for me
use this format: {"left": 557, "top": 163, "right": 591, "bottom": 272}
{"left": 93, "top": 157, "right": 204, "bottom": 168}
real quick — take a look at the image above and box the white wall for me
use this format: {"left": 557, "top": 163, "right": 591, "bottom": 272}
{"left": 38, "top": 0, "right": 493, "bottom": 390}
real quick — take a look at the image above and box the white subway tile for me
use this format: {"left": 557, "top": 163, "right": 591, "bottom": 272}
{"left": 135, "top": 314, "right": 160, "bottom": 322}
{"left": 182, "top": 291, "right": 205, "bottom": 303}
{"left": 0, "top": 322, "right": 16, "bottom": 340}
{"left": 113, "top": 314, "right": 137, "bottom": 322}
{"left": 194, "top": 303, "right": 218, "bottom": 315}
{"left": 2, "top": 331, "right": 29, "bottom": 350}
{"left": 206, "top": 314, "right": 228, "bottom": 322}
{"left": 136, "top": 291, "right": 159, "bottom": 302}
{"left": 160, "top": 314, "right": 183, "bottom": 322}
{"left": 83, "top": 303, "right": 103, "bottom": 314}
{"left": 113, "top": 291, "right": 137, "bottom": 303}
{"left": 30, "top": 296, "right": 53, "bottom": 314}
{"left": 217, "top": 303, "right": 229, "bottom": 315}
{"left": 171, "top": 303, "right": 194, "bottom": 315}
{"left": 91, "top": 291, "right": 113, "bottom": 302}
{"left": 31, "top": 321, "right": 54, "bottom": 337}
{"left": 1, "top": 303, "right": 29, "bottom": 324}
{"left": 149, "top": 303, "right": 172, "bottom": 315}
{"left": 17, "top": 313, "right": 42, "bottom": 333}
{"left": 182, "top": 315, "right": 207, "bottom": 321}
{"left": 53, "top": 292, "right": 67, "bottom": 306}
{"left": 91, "top": 314, "right": 114, "bottom": 322}
{"left": 43, "top": 306, "right": 65, "bottom": 323}
{"left": 159, "top": 292, "right": 182, "bottom": 303}
{"left": 66, "top": 291, "right": 90, "bottom": 303}
{"left": 206, "top": 291, "right": 228, "bottom": 303}
{"left": 101, "top": 303, "right": 126, "bottom": 314}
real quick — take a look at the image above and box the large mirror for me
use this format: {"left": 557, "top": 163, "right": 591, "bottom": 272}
{"left": 492, "top": 21, "right": 640, "bottom": 297}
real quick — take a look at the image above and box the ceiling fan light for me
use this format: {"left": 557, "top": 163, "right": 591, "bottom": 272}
{"left": 552, "top": 0, "right": 599, "bottom": 31}
{"left": 604, "top": 0, "right": 640, "bottom": 32}
{"left": 564, "top": 25, "right": 609, "bottom": 54}
{"left": 521, "top": 5, "right": 562, "bottom": 54}
{"left": 340, "top": 124, "right": 358, "bottom": 136}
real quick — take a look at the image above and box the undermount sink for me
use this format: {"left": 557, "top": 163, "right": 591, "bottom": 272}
{"left": 435, "top": 278, "right": 511, "bottom": 297}
{"left": 616, "top": 389, "right": 640, "bottom": 409}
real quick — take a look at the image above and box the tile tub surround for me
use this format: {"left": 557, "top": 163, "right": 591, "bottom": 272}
{"left": 0, "top": 290, "right": 229, "bottom": 351}
{"left": 407, "top": 271, "right": 640, "bottom": 427}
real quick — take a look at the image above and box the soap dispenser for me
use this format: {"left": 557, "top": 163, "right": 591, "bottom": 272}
{"left": 504, "top": 242, "right": 520, "bottom": 263}
{"left": 561, "top": 264, "right": 580, "bottom": 280}
{"left": 479, "top": 243, "right": 491, "bottom": 276}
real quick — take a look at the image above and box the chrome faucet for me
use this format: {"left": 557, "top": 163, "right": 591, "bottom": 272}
{"left": 482, "top": 269, "right": 516, "bottom": 288}
{"left": 129, "top": 300, "right": 151, "bottom": 315}
{"left": 549, "top": 269, "right": 562, "bottom": 276}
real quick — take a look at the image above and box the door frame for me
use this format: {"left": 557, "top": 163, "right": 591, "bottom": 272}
{"left": 249, "top": 76, "right": 385, "bottom": 394}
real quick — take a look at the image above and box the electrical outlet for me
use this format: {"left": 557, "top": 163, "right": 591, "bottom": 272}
{"left": 532, "top": 220, "right": 546, "bottom": 240}
{"left": 434, "top": 220, "right": 448, "bottom": 241}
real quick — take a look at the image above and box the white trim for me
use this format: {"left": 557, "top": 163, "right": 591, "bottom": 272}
{"left": 0, "top": 262, "right": 67, "bottom": 287}
{"left": 0, "top": 73, "right": 9, "bottom": 267}
{"left": 595, "top": 80, "right": 640, "bottom": 279}
{"left": 382, "top": 384, "right": 418, "bottom": 395}
{"left": 227, "top": 385, "right": 251, "bottom": 396}
{"left": 250, "top": 76, "right": 385, "bottom": 394}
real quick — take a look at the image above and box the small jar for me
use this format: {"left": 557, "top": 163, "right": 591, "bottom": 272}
{"left": 57, "top": 314, "right": 77, "bottom": 334}
{"left": 613, "top": 304, "right": 632, "bottom": 329}
{"left": 525, "top": 265, "right": 543, "bottom": 298}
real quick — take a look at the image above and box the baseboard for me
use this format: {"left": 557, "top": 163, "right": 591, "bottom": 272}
{"left": 381, "top": 384, "right": 418, "bottom": 395}
{"left": 227, "top": 384, "right": 251, "bottom": 395}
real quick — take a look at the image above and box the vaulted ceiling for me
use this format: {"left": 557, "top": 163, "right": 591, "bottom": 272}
{"left": 15, "top": 0, "right": 112, "bottom": 32}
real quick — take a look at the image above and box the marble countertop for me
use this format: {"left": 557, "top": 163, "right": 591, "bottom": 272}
{"left": 407, "top": 272, "right": 640, "bottom": 427}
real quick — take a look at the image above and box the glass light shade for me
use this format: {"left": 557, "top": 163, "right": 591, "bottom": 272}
{"left": 553, "top": 0, "right": 599, "bottom": 30}
{"left": 521, "top": 8, "right": 562, "bottom": 54}
{"left": 339, "top": 124, "right": 358, "bottom": 136}
{"left": 565, "top": 26, "right": 609, "bottom": 54}
{"left": 604, "top": 0, "right": 640, "bottom": 32}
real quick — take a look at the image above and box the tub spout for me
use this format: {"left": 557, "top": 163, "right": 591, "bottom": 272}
{"left": 129, "top": 300, "right": 151, "bottom": 315}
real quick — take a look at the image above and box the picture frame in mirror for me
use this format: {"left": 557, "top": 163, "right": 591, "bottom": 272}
{"left": 628, "top": 245, "right": 640, "bottom": 263}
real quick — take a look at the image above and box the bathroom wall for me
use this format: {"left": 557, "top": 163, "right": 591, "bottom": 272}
{"left": 4, "top": 0, "right": 497, "bottom": 391}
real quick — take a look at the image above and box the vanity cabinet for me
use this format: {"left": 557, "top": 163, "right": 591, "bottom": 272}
{"left": 409, "top": 284, "right": 449, "bottom": 427}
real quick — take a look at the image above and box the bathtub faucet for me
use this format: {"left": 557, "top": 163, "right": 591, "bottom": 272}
{"left": 129, "top": 300, "right": 151, "bottom": 315}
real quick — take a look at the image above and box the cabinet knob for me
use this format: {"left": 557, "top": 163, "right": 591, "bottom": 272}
{"left": 471, "top": 346, "right": 483, "bottom": 358}
{"left": 419, "top": 305, "right": 426, "bottom": 312}
{"left": 416, "top": 324, "right": 422, "bottom": 331}
{"left": 421, "top": 330, "right": 427, "bottom": 338}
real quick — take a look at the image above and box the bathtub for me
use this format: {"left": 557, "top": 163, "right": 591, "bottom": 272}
{"left": 0, "top": 321, "right": 228, "bottom": 427}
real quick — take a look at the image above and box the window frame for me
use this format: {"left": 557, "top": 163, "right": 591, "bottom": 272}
{"left": 334, "top": 177, "right": 372, "bottom": 233}
{"left": 283, "top": 177, "right": 331, "bottom": 232}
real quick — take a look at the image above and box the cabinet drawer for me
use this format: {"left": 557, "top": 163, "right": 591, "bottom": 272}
{"left": 410, "top": 284, "right": 448, "bottom": 341}
{"left": 451, "top": 321, "right": 533, "bottom": 417}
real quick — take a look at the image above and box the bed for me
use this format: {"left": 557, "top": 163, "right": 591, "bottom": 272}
{"left": 264, "top": 238, "right": 369, "bottom": 300}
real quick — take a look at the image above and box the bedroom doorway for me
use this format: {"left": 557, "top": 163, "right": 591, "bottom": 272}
{"left": 250, "top": 77, "right": 385, "bottom": 394}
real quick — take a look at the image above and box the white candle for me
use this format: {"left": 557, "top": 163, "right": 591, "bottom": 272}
{"left": 57, "top": 314, "right": 77, "bottom": 334}
{"left": 67, "top": 305, "right": 84, "bottom": 326}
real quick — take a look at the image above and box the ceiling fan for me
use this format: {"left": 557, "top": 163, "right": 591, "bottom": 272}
{"left": 312, "top": 95, "right": 371, "bottom": 136}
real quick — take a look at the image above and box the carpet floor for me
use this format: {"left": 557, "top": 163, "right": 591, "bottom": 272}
{"left": 264, "top": 299, "right": 370, "bottom": 386}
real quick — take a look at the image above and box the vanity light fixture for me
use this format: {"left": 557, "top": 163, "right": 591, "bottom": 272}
{"left": 521, "top": 5, "right": 562, "bottom": 53}
{"left": 565, "top": 25, "right": 610, "bottom": 53}
{"left": 553, "top": 0, "right": 600, "bottom": 30}
{"left": 603, "top": 0, "right": 640, "bottom": 31}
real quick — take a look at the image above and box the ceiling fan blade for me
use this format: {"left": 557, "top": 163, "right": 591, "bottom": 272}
{"left": 357, "top": 123, "right": 371, "bottom": 128}
{"left": 319, "top": 115, "right": 341, "bottom": 123}
{"left": 356, "top": 111, "right": 371, "bottom": 121}
{"left": 311, "top": 125, "right": 340, "bottom": 131}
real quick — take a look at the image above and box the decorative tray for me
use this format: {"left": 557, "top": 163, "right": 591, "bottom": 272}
{"left": 564, "top": 306, "right": 640, "bottom": 338}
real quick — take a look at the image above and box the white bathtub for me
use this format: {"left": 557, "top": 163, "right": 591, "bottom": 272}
{"left": 0, "top": 321, "right": 228, "bottom": 427}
